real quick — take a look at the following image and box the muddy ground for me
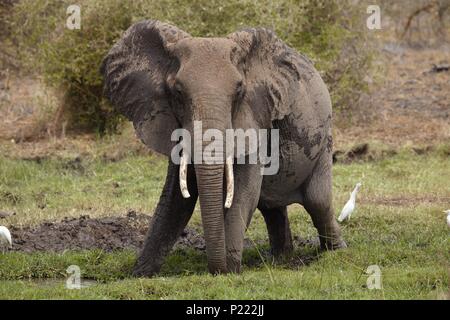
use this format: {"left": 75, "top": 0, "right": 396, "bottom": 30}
{"left": 9, "top": 211, "right": 204, "bottom": 253}
{"left": 8, "top": 211, "right": 316, "bottom": 253}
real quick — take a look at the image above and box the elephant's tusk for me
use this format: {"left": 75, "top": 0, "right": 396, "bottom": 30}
{"left": 179, "top": 150, "right": 190, "bottom": 198}
{"left": 224, "top": 156, "right": 234, "bottom": 208}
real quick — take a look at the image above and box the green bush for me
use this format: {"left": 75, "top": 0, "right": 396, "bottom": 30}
{"left": 10, "top": 0, "right": 373, "bottom": 134}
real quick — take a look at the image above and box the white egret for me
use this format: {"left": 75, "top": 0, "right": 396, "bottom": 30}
{"left": 338, "top": 182, "right": 362, "bottom": 223}
{"left": 0, "top": 225, "right": 12, "bottom": 253}
{"left": 444, "top": 210, "right": 450, "bottom": 228}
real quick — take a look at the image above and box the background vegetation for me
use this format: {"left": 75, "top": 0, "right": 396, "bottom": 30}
{"left": 6, "top": 0, "right": 372, "bottom": 133}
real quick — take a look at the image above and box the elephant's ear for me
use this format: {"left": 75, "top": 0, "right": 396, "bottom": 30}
{"left": 101, "top": 20, "right": 190, "bottom": 156}
{"left": 228, "top": 28, "right": 311, "bottom": 127}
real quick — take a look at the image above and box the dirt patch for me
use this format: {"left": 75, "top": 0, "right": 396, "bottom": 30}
{"left": 10, "top": 211, "right": 206, "bottom": 253}
{"left": 8, "top": 212, "right": 319, "bottom": 254}
{"left": 335, "top": 43, "right": 450, "bottom": 147}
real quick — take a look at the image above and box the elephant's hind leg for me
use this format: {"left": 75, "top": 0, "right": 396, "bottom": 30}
{"left": 301, "top": 152, "right": 346, "bottom": 251}
{"left": 259, "top": 206, "right": 294, "bottom": 257}
{"left": 133, "top": 161, "right": 198, "bottom": 277}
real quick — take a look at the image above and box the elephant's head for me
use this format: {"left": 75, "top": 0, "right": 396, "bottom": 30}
{"left": 101, "top": 20, "right": 304, "bottom": 274}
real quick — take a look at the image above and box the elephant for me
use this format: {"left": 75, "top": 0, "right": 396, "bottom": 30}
{"left": 101, "top": 19, "right": 346, "bottom": 277}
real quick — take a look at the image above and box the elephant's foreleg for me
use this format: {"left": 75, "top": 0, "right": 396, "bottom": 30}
{"left": 301, "top": 152, "right": 346, "bottom": 250}
{"left": 224, "top": 163, "right": 262, "bottom": 273}
{"left": 133, "top": 161, "right": 198, "bottom": 277}
{"left": 259, "top": 206, "right": 293, "bottom": 257}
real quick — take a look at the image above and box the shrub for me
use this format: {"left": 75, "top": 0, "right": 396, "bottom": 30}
{"left": 9, "top": 0, "right": 373, "bottom": 134}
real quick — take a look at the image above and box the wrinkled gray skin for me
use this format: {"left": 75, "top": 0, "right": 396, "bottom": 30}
{"left": 101, "top": 20, "right": 346, "bottom": 277}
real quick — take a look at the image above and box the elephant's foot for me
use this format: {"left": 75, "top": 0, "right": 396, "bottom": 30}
{"left": 319, "top": 236, "right": 347, "bottom": 251}
{"left": 271, "top": 230, "right": 294, "bottom": 258}
{"left": 259, "top": 205, "right": 294, "bottom": 258}
{"left": 133, "top": 261, "right": 160, "bottom": 278}
{"left": 226, "top": 255, "right": 242, "bottom": 274}
{"left": 272, "top": 242, "right": 294, "bottom": 258}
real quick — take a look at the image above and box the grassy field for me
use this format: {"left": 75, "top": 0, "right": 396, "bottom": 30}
{"left": 0, "top": 141, "right": 449, "bottom": 299}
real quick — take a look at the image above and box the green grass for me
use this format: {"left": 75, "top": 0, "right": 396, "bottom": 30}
{"left": 0, "top": 146, "right": 449, "bottom": 299}
{"left": 0, "top": 153, "right": 168, "bottom": 226}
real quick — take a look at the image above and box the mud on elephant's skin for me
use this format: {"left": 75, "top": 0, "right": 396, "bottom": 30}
{"left": 101, "top": 19, "right": 346, "bottom": 277}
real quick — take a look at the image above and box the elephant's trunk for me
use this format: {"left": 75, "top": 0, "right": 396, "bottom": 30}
{"left": 179, "top": 101, "right": 235, "bottom": 274}
{"left": 193, "top": 112, "right": 233, "bottom": 274}
{"left": 195, "top": 162, "right": 227, "bottom": 274}
{"left": 169, "top": 128, "right": 234, "bottom": 274}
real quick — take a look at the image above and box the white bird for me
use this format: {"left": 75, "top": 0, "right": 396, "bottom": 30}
{"left": 0, "top": 226, "right": 12, "bottom": 253}
{"left": 338, "top": 182, "right": 362, "bottom": 222}
{"left": 444, "top": 210, "right": 450, "bottom": 228}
